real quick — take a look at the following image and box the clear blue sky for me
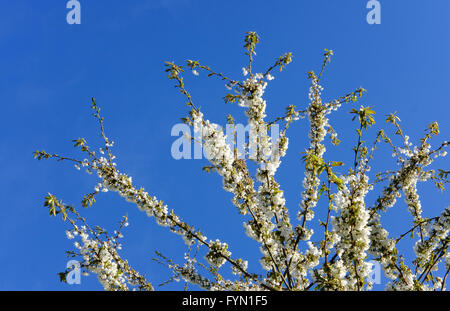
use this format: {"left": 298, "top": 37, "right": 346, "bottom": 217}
{"left": 0, "top": 0, "right": 448, "bottom": 290}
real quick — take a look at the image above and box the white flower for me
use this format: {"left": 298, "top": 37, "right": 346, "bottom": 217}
{"left": 445, "top": 252, "right": 450, "bottom": 270}
{"left": 66, "top": 230, "right": 74, "bottom": 239}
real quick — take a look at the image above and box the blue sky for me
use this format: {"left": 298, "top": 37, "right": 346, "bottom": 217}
{"left": 0, "top": 0, "right": 448, "bottom": 290}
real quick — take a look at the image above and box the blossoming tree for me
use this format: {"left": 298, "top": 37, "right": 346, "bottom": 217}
{"left": 34, "top": 32, "right": 449, "bottom": 291}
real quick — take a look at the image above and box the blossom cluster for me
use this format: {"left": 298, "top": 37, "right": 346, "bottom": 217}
{"left": 68, "top": 225, "right": 150, "bottom": 291}
{"left": 36, "top": 32, "right": 449, "bottom": 291}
